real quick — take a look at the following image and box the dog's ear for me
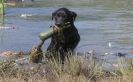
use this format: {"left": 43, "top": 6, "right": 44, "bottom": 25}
{"left": 70, "top": 11, "right": 77, "bottom": 21}
{"left": 52, "top": 11, "right": 56, "bottom": 20}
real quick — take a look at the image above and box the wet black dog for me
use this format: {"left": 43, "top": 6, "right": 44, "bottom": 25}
{"left": 46, "top": 8, "right": 80, "bottom": 63}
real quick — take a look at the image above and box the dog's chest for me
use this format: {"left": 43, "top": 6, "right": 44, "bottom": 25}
{"left": 53, "top": 31, "right": 65, "bottom": 43}
{"left": 53, "top": 30, "right": 72, "bottom": 44}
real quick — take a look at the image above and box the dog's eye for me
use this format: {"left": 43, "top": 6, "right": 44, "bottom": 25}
{"left": 62, "top": 15, "right": 66, "bottom": 18}
{"left": 57, "top": 14, "right": 66, "bottom": 18}
{"left": 57, "top": 14, "right": 60, "bottom": 17}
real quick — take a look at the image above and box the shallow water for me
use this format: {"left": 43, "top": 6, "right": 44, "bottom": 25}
{"left": 1, "top": 0, "right": 133, "bottom": 65}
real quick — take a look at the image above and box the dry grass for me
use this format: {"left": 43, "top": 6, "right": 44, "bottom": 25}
{"left": 0, "top": 52, "right": 133, "bottom": 82}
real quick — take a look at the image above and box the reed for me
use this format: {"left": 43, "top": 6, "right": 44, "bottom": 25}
{"left": 0, "top": 0, "right": 4, "bottom": 15}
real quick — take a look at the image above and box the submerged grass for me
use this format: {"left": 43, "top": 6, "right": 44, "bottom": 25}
{"left": 0, "top": 52, "right": 133, "bottom": 82}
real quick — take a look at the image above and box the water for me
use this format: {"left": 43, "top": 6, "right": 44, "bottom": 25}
{"left": 1, "top": 0, "right": 133, "bottom": 65}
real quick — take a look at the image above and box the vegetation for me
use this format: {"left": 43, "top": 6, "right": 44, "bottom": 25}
{"left": 0, "top": 0, "right": 4, "bottom": 15}
{"left": 0, "top": 52, "right": 133, "bottom": 82}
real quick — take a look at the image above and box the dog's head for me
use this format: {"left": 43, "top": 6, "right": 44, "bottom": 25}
{"left": 52, "top": 8, "right": 77, "bottom": 27}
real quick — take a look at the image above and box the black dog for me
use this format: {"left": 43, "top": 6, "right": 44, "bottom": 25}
{"left": 46, "top": 8, "right": 80, "bottom": 63}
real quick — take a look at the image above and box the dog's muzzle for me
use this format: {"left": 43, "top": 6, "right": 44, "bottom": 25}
{"left": 55, "top": 22, "right": 71, "bottom": 29}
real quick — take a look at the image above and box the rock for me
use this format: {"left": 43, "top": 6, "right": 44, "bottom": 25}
{"left": 117, "top": 52, "right": 127, "bottom": 57}
{"left": 0, "top": 51, "right": 26, "bottom": 58}
{"left": 0, "top": 51, "right": 18, "bottom": 57}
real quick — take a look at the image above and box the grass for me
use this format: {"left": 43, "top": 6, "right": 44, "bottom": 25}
{"left": 0, "top": 52, "right": 133, "bottom": 82}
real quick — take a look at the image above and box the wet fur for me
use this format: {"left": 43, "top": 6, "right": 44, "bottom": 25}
{"left": 46, "top": 8, "right": 80, "bottom": 62}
